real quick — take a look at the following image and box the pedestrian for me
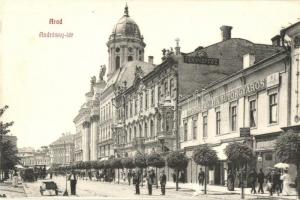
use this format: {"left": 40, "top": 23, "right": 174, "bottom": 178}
{"left": 257, "top": 168, "right": 265, "bottom": 194}
{"left": 146, "top": 169, "right": 155, "bottom": 195}
{"left": 265, "top": 168, "right": 273, "bottom": 196}
{"left": 281, "top": 169, "right": 291, "bottom": 196}
{"left": 50, "top": 171, "right": 53, "bottom": 179}
{"left": 198, "top": 168, "right": 205, "bottom": 186}
{"left": 248, "top": 168, "right": 257, "bottom": 194}
{"left": 172, "top": 172, "right": 176, "bottom": 183}
{"left": 272, "top": 169, "right": 281, "bottom": 196}
{"left": 68, "top": 170, "right": 77, "bottom": 195}
{"left": 227, "top": 170, "right": 235, "bottom": 191}
{"left": 159, "top": 170, "right": 167, "bottom": 195}
{"left": 133, "top": 170, "right": 140, "bottom": 195}
{"left": 127, "top": 169, "right": 132, "bottom": 185}
{"left": 12, "top": 170, "right": 18, "bottom": 187}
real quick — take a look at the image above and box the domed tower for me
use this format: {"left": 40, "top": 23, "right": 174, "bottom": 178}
{"left": 107, "top": 4, "right": 146, "bottom": 78}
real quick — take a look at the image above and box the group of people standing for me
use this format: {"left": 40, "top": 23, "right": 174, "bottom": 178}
{"left": 132, "top": 169, "right": 167, "bottom": 195}
{"left": 226, "top": 167, "right": 294, "bottom": 196}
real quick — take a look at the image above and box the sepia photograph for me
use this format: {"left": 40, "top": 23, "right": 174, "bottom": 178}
{"left": 0, "top": 0, "right": 300, "bottom": 199}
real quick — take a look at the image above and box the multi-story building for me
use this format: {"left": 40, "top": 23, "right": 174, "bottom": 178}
{"left": 18, "top": 146, "right": 51, "bottom": 167}
{"left": 97, "top": 5, "right": 155, "bottom": 160}
{"left": 179, "top": 22, "right": 300, "bottom": 185}
{"left": 113, "top": 25, "right": 282, "bottom": 160}
{"left": 73, "top": 73, "right": 106, "bottom": 162}
{"left": 49, "top": 133, "right": 75, "bottom": 165}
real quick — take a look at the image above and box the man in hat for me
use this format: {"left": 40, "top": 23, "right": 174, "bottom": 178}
{"left": 133, "top": 170, "right": 140, "bottom": 195}
{"left": 159, "top": 170, "right": 167, "bottom": 195}
{"left": 68, "top": 170, "right": 77, "bottom": 195}
{"left": 146, "top": 169, "right": 155, "bottom": 195}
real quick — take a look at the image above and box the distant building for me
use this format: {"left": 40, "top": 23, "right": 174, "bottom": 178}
{"left": 49, "top": 133, "right": 75, "bottom": 165}
{"left": 18, "top": 146, "right": 50, "bottom": 167}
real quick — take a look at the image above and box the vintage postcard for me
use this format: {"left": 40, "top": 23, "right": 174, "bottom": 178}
{"left": 1, "top": 0, "right": 300, "bottom": 199}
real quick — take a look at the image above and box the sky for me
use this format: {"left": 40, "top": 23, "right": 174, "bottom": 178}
{"left": 0, "top": 0, "right": 300, "bottom": 149}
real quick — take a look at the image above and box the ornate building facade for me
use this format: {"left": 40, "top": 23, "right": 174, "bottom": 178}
{"left": 179, "top": 22, "right": 300, "bottom": 185}
{"left": 97, "top": 5, "right": 155, "bottom": 160}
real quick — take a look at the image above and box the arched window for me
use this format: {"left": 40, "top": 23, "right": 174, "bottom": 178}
{"left": 150, "top": 120, "right": 154, "bottom": 137}
{"left": 116, "top": 56, "right": 120, "bottom": 69}
{"left": 128, "top": 56, "right": 133, "bottom": 61}
{"left": 144, "top": 122, "right": 148, "bottom": 138}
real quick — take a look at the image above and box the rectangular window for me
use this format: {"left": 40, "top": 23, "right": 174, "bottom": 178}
{"left": 170, "top": 78, "right": 174, "bottom": 97}
{"left": 145, "top": 90, "right": 148, "bottom": 109}
{"left": 231, "top": 106, "right": 237, "bottom": 131}
{"left": 250, "top": 100, "right": 257, "bottom": 127}
{"left": 140, "top": 94, "right": 143, "bottom": 112}
{"left": 184, "top": 121, "right": 188, "bottom": 141}
{"left": 158, "top": 86, "right": 161, "bottom": 102}
{"left": 134, "top": 98, "right": 137, "bottom": 115}
{"left": 164, "top": 81, "right": 168, "bottom": 96}
{"left": 151, "top": 88, "right": 154, "bottom": 107}
{"left": 192, "top": 118, "right": 197, "bottom": 140}
{"left": 130, "top": 101, "right": 133, "bottom": 117}
{"left": 269, "top": 93, "right": 278, "bottom": 123}
{"left": 216, "top": 111, "right": 221, "bottom": 135}
{"left": 203, "top": 116, "right": 207, "bottom": 138}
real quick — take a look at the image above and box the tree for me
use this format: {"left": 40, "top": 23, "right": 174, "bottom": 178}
{"left": 0, "top": 105, "right": 14, "bottom": 181}
{"left": 166, "top": 150, "right": 188, "bottom": 191}
{"left": 225, "top": 142, "right": 255, "bottom": 199}
{"left": 110, "top": 158, "right": 123, "bottom": 184}
{"left": 192, "top": 144, "right": 218, "bottom": 194}
{"left": 121, "top": 157, "right": 135, "bottom": 169}
{"left": 96, "top": 160, "right": 104, "bottom": 170}
{"left": 275, "top": 130, "right": 300, "bottom": 170}
{"left": 146, "top": 152, "right": 165, "bottom": 188}
{"left": 134, "top": 151, "right": 147, "bottom": 186}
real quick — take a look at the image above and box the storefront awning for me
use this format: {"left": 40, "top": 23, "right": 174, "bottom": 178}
{"left": 99, "top": 157, "right": 109, "bottom": 161}
{"left": 213, "top": 143, "right": 228, "bottom": 161}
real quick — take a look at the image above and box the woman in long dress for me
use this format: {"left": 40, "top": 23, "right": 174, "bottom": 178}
{"left": 227, "top": 170, "right": 235, "bottom": 191}
{"left": 281, "top": 169, "right": 291, "bottom": 196}
{"left": 12, "top": 170, "right": 18, "bottom": 187}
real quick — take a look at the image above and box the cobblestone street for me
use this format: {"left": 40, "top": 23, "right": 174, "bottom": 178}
{"left": 0, "top": 181, "right": 26, "bottom": 198}
{"left": 20, "top": 176, "right": 298, "bottom": 200}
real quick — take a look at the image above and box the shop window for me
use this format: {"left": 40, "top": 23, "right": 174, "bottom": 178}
{"left": 250, "top": 100, "right": 257, "bottom": 127}
{"left": 269, "top": 93, "right": 278, "bottom": 123}
{"left": 216, "top": 111, "right": 221, "bottom": 135}
{"left": 164, "top": 81, "right": 168, "bottom": 96}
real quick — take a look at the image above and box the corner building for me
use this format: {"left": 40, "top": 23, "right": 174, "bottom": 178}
{"left": 179, "top": 22, "right": 300, "bottom": 186}
{"left": 97, "top": 5, "right": 154, "bottom": 160}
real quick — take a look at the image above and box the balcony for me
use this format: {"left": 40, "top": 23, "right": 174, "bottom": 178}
{"left": 144, "top": 136, "right": 157, "bottom": 144}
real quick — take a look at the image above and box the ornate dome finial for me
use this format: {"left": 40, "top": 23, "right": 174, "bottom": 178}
{"left": 124, "top": 3, "right": 129, "bottom": 17}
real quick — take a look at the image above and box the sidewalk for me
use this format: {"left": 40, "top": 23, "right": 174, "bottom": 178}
{"left": 0, "top": 180, "right": 26, "bottom": 198}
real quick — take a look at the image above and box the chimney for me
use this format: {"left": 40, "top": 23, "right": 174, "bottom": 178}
{"left": 220, "top": 25, "right": 233, "bottom": 41}
{"left": 271, "top": 35, "right": 281, "bottom": 46}
{"left": 148, "top": 56, "right": 154, "bottom": 64}
{"left": 243, "top": 54, "right": 255, "bottom": 69}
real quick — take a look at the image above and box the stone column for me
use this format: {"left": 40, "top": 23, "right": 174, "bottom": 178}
{"left": 82, "top": 121, "right": 91, "bottom": 161}
{"left": 90, "top": 115, "right": 99, "bottom": 161}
